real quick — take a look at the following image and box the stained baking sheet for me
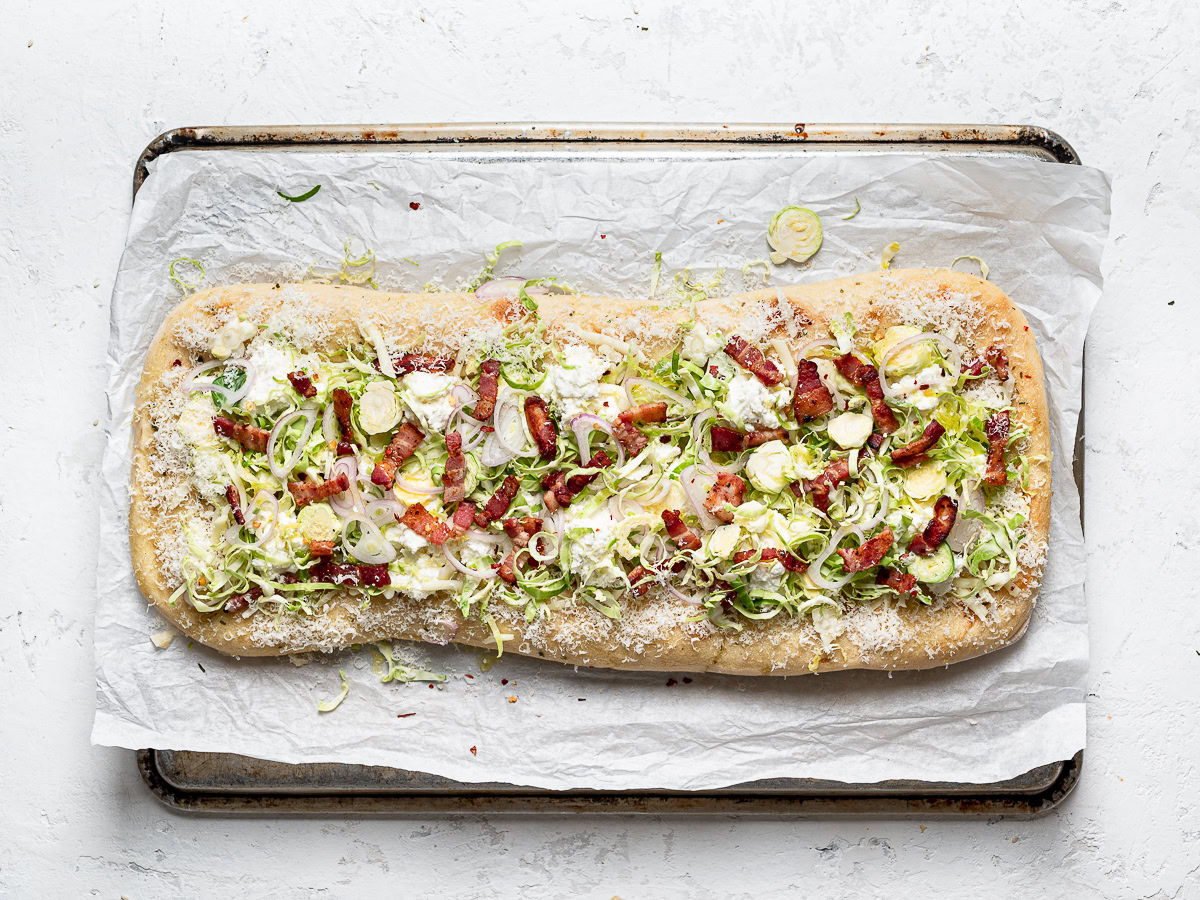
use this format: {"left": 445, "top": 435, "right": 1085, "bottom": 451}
{"left": 94, "top": 123, "right": 1108, "bottom": 795}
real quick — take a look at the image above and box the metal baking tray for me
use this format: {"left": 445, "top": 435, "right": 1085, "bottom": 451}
{"left": 132, "top": 123, "right": 1084, "bottom": 817}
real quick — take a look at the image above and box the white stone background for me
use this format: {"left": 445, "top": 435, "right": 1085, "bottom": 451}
{"left": 1, "top": 0, "right": 1195, "bottom": 896}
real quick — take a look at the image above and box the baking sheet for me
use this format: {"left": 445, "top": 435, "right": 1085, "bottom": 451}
{"left": 93, "top": 146, "right": 1109, "bottom": 790}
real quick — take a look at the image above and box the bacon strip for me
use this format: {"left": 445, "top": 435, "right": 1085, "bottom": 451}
{"left": 984, "top": 344, "right": 1010, "bottom": 381}
{"left": 628, "top": 564, "right": 653, "bottom": 597}
{"left": 984, "top": 411, "right": 1010, "bottom": 487}
{"left": 798, "top": 458, "right": 851, "bottom": 513}
{"left": 223, "top": 586, "right": 260, "bottom": 613}
{"left": 213, "top": 416, "right": 270, "bottom": 452}
{"left": 837, "top": 528, "right": 894, "bottom": 573}
{"left": 469, "top": 359, "right": 501, "bottom": 421}
{"left": 710, "top": 425, "right": 788, "bottom": 452}
{"left": 287, "top": 370, "right": 317, "bottom": 398}
{"left": 524, "top": 396, "right": 557, "bottom": 459}
{"left": 793, "top": 359, "right": 834, "bottom": 422}
{"left": 330, "top": 388, "right": 357, "bottom": 456}
{"left": 890, "top": 420, "right": 946, "bottom": 469}
{"left": 960, "top": 358, "right": 985, "bottom": 378}
{"left": 310, "top": 561, "right": 391, "bottom": 588}
{"left": 618, "top": 402, "right": 668, "bottom": 425}
{"left": 371, "top": 423, "right": 425, "bottom": 486}
{"left": 450, "top": 500, "right": 476, "bottom": 535}
{"left": 710, "top": 425, "right": 746, "bottom": 452}
{"left": 908, "top": 496, "right": 958, "bottom": 556}
{"left": 225, "top": 484, "right": 245, "bottom": 525}
{"left": 308, "top": 540, "right": 335, "bottom": 558}
{"left": 834, "top": 353, "right": 898, "bottom": 434}
{"left": 542, "top": 451, "right": 613, "bottom": 510}
{"left": 704, "top": 473, "right": 746, "bottom": 523}
{"left": 498, "top": 516, "right": 544, "bottom": 584}
{"left": 442, "top": 431, "right": 467, "bottom": 503}
{"left": 399, "top": 502, "right": 451, "bottom": 546}
{"left": 731, "top": 548, "right": 808, "bottom": 573}
{"left": 611, "top": 420, "right": 648, "bottom": 456}
{"left": 661, "top": 509, "right": 702, "bottom": 551}
{"left": 866, "top": 432, "right": 885, "bottom": 451}
{"left": 725, "top": 335, "right": 785, "bottom": 386}
{"left": 287, "top": 472, "right": 350, "bottom": 508}
{"left": 876, "top": 567, "right": 918, "bottom": 595}
{"left": 381, "top": 353, "right": 455, "bottom": 376}
{"left": 475, "top": 474, "right": 520, "bottom": 526}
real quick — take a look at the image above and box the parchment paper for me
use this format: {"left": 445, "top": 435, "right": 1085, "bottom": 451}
{"left": 92, "top": 147, "right": 1109, "bottom": 789}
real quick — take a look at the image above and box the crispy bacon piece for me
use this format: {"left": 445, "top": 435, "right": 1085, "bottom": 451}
{"left": 328, "top": 388, "right": 358, "bottom": 457}
{"left": 381, "top": 353, "right": 455, "bottom": 376}
{"left": 225, "top": 484, "right": 245, "bottom": 525}
{"left": 710, "top": 425, "right": 788, "bottom": 452}
{"left": 611, "top": 421, "right": 648, "bottom": 456}
{"left": 497, "top": 551, "right": 520, "bottom": 584}
{"left": 725, "top": 335, "right": 785, "bottom": 386}
{"left": 793, "top": 359, "right": 834, "bottom": 422}
{"left": 618, "top": 402, "right": 668, "bottom": 425}
{"left": 503, "top": 516, "right": 544, "bottom": 548}
{"left": 371, "top": 423, "right": 425, "bottom": 486}
{"left": 890, "top": 420, "right": 946, "bottom": 469}
{"left": 866, "top": 432, "right": 885, "bottom": 451}
{"left": 223, "top": 586, "right": 260, "bottom": 613}
{"left": 400, "top": 502, "right": 452, "bottom": 546}
{"left": 308, "top": 540, "right": 335, "bottom": 558}
{"left": 627, "top": 564, "right": 653, "bottom": 597}
{"left": 834, "top": 353, "right": 898, "bottom": 434}
{"left": 960, "top": 358, "right": 985, "bottom": 378}
{"left": 704, "top": 473, "right": 746, "bottom": 523}
{"left": 984, "top": 344, "right": 1010, "bottom": 381}
{"left": 475, "top": 474, "right": 520, "bottom": 526}
{"left": 566, "top": 450, "right": 612, "bottom": 494}
{"left": 984, "top": 411, "right": 1010, "bottom": 487}
{"left": 710, "top": 425, "right": 746, "bottom": 452}
{"left": 731, "top": 547, "right": 808, "bottom": 573}
{"left": 876, "top": 567, "right": 918, "bottom": 595}
{"left": 442, "top": 431, "right": 467, "bottom": 503}
{"left": 287, "top": 370, "right": 317, "bottom": 398}
{"left": 524, "top": 396, "right": 557, "bottom": 459}
{"left": 541, "top": 451, "right": 611, "bottom": 510}
{"left": 661, "top": 509, "right": 702, "bottom": 551}
{"left": 798, "top": 458, "right": 851, "bottom": 513}
{"left": 450, "top": 501, "right": 476, "bottom": 535}
{"left": 908, "top": 496, "right": 958, "bottom": 556}
{"left": 310, "top": 561, "right": 391, "bottom": 588}
{"left": 837, "top": 528, "right": 894, "bottom": 573}
{"left": 287, "top": 472, "right": 350, "bottom": 508}
{"left": 213, "top": 416, "right": 270, "bottom": 452}
{"left": 469, "top": 359, "right": 501, "bottom": 421}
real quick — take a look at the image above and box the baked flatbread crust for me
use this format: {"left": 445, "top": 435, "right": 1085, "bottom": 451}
{"left": 129, "top": 269, "right": 1050, "bottom": 674}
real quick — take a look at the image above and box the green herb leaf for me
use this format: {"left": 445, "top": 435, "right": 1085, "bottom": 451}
{"left": 210, "top": 366, "right": 247, "bottom": 410}
{"left": 278, "top": 184, "right": 321, "bottom": 203}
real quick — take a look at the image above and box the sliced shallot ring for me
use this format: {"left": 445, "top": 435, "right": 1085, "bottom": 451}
{"left": 622, "top": 376, "right": 689, "bottom": 409}
{"left": 266, "top": 408, "right": 318, "bottom": 481}
{"left": 442, "top": 543, "right": 499, "bottom": 579}
{"left": 807, "top": 524, "right": 865, "bottom": 592}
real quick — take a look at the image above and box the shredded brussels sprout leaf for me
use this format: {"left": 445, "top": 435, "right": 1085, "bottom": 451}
{"left": 317, "top": 669, "right": 350, "bottom": 713}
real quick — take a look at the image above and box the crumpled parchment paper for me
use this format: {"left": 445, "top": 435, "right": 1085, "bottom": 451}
{"left": 92, "top": 146, "right": 1109, "bottom": 790}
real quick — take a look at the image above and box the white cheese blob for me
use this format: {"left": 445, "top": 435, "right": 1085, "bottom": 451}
{"left": 721, "top": 373, "right": 787, "bottom": 429}
{"left": 242, "top": 339, "right": 297, "bottom": 415}
{"left": 681, "top": 322, "right": 723, "bottom": 364}
{"left": 749, "top": 559, "right": 786, "bottom": 591}
{"left": 390, "top": 550, "right": 458, "bottom": 600}
{"left": 177, "top": 395, "right": 219, "bottom": 448}
{"left": 210, "top": 319, "right": 259, "bottom": 360}
{"left": 891, "top": 364, "right": 953, "bottom": 411}
{"left": 400, "top": 372, "right": 458, "bottom": 433}
{"left": 359, "top": 381, "right": 403, "bottom": 434}
{"left": 566, "top": 503, "right": 625, "bottom": 588}
{"left": 745, "top": 440, "right": 794, "bottom": 494}
{"left": 828, "top": 411, "right": 873, "bottom": 449}
{"left": 543, "top": 344, "right": 613, "bottom": 421}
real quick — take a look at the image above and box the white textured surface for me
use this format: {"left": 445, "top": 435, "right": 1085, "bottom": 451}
{"left": 0, "top": 1, "right": 1195, "bottom": 897}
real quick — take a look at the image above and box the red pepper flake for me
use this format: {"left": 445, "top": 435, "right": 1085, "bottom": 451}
{"left": 397, "top": 712, "right": 416, "bottom": 718}
{"left": 682, "top": 677, "right": 693, "bottom": 684}
{"left": 1023, "top": 373, "right": 1032, "bottom": 378}
{"left": 428, "top": 683, "right": 435, "bottom": 689}
{"left": 469, "top": 745, "right": 477, "bottom": 756}
{"left": 600, "top": 234, "right": 607, "bottom": 239}
{"left": 501, "top": 678, "right": 508, "bottom": 685}
{"left": 409, "top": 201, "right": 420, "bottom": 210}
{"left": 666, "top": 678, "right": 678, "bottom": 687}
{"left": 1024, "top": 325, "right": 1029, "bottom": 331}
{"left": 171, "top": 358, "right": 182, "bottom": 368}
{"left": 717, "top": 219, "right": 725, "bottom": 224}
{"left": 465, "top": 673, "right": 474, "bottom": 679}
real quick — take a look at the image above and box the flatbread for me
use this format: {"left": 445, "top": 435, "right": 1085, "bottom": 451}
{"left": 129, "top": 269, "right": 1050, "bottom": 674}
